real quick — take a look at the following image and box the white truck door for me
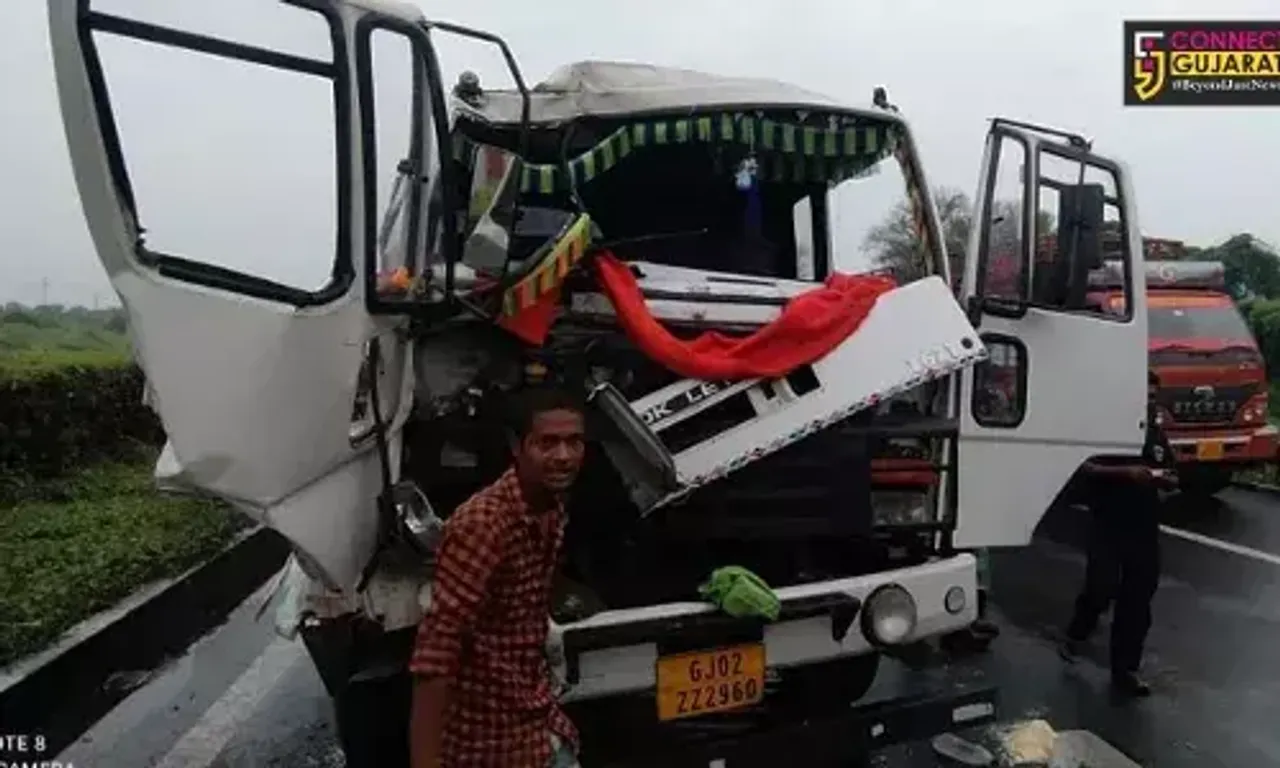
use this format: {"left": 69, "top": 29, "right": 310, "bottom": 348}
{"left": 954, "top": 119, "right": 1149, "bottom": 548}
{"left": 46, "top": 1, "right": 448, "bottom": 591}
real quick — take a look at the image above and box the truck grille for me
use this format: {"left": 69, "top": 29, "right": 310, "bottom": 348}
{"left": 1160, "top": 384, "right": 1256, "bottom": 424}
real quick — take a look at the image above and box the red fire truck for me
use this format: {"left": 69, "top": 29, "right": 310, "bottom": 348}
{"left": 952, "top": 233, "right": 1275, "bottom": 497}
{"left": 1088, "top": 256, "right": 1277, "bottom": 496}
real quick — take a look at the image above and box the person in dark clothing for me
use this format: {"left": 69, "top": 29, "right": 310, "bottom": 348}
{"left": 1059, "top": 371, "right": 1177, "bottom": 698}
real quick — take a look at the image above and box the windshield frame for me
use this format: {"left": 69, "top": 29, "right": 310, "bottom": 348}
{"left": 450, "top": 107, "right": 943, "bottom": 285}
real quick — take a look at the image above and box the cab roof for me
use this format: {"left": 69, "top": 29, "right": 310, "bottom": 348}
{"left": 450, "top": 60, "right": 902, "bottom": 127}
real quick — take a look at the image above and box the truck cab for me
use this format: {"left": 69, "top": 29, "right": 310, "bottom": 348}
{"left": 1088, "top": 257, "right": 1276, "bottom": 496}
{"left": 45, "top": 1, "right": 1152, "bottom": 765}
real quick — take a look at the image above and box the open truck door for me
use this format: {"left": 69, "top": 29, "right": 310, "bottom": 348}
{"left": 953, "top": 119, "right": 1149, "bottom": 547}
{"left": 45, "top": 0, "right": 474, "bottom": 592}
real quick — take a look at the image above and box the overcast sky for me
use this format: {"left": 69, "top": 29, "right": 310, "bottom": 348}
{"left": 3, "top": 0, "right": 1277, "bottom": 307}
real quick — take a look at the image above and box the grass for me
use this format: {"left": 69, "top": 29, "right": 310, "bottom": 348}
{"left": 0, "top": 305, "right": 250, "bottom": 666}
{"left": 0, "top": 347, "right": 129, "bottom": 378}
{"left": 0, "top": 453, "right": 248, "bottom": 667}
{"left": 0, "top": 305, "right": 130, "bottom": 378}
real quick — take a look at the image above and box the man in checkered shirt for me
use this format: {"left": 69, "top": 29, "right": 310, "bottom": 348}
{"left": 410, "top": 388, "right": 587, "bottom": 768}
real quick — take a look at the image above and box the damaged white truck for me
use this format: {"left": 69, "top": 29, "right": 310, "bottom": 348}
{"left": 48, "top": 0, "right": 1152, "bottom": 765}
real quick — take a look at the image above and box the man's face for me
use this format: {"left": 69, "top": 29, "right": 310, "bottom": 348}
{"left": 516, "top": 409, "right": 586, "bottom": 495}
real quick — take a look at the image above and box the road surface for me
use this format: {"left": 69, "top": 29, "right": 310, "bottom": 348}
{"left": 55, "top": 487, "right": 1280, "bottom": 767}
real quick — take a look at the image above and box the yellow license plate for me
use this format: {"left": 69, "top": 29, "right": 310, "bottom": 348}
{"left": 1197, "top": 440, "right": 1225, "bottom": 461}
{"left": 655, "top": 643, "right": 765, "bottom": 721}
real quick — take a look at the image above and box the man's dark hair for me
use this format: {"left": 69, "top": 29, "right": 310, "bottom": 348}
{"left": 507, "top": 386, "right": 586, "bottom": 441}
{"left": 1148, "top": 370, "right": 1161, "bottom": 387}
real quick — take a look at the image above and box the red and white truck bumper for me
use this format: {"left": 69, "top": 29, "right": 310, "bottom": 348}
{"left": 1168, "top": 423, "right": 1278, "bottom": 466}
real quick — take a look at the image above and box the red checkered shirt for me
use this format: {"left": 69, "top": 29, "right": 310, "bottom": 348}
{"left": 410, "top": 468, "right": 577, "bottom": 767}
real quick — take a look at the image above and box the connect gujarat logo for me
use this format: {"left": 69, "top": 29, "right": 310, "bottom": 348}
{"left": 1124, "top": 22, "right": 1280, "bottom": 105}
{"left": 1131, "top": 30, "right": 1167, "bottom": 101}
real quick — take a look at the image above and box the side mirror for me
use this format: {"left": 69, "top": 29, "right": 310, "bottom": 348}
{"left": 460, "top": 144, "right": 586, "bottom": 280}
{"left": 461, "top": 145, "right": 525, "bottom": 274}
{"left": 1055, "top": 182, "right": 1105, "bottom": 310}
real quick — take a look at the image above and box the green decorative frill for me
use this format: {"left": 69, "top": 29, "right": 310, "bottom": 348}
{"left": 453, "top": 112, "right": 901, "bottom": 196}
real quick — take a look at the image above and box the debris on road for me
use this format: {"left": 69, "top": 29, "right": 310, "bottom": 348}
{"left": 1049, "top": 730, "right": 1144, "bottom": 768}
{"left": 932, "top": 732, "right": 995, "bottom": 765}
{"left": 996, "top": 718, "right": 1057, "bottom": 764}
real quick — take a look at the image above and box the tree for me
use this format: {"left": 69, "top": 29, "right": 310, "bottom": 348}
{"left": 864, "top": 187, "right": 1054, "bottom": 283}
{"left": 104, "top": 312, "right": 128, "bottom": 335}
{"left": 1180, "top": 234, "right": 1280, "bottom": 300}
{"left": 1213, "top": 234, "right": 1280, "bottom": 301}
{"left": 863, "top": 186, "right": 972, "bottom": 282}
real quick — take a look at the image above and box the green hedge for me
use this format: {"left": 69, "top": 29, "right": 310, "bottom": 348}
{"left": 0, "top": 363, "right": 164, "bottom": 502}
{"left": 1243, "top": 298, "right": 1280, "bottom": 381}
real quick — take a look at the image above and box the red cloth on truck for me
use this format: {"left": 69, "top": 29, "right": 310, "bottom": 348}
{"left": 592, "top": 251, "right": 897, "bottom": 381}
{"left": 496, "top": 286, "right": 560, "bottom": 346}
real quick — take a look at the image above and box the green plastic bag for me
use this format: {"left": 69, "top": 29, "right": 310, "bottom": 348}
{"left": 698, "top": 565, "right": 781, "bottom": 621}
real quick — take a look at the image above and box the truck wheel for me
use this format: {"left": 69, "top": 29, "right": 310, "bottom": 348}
{"left": 334, "top": 672, "right": 411, "bottom": 767}
{"left": 300, "top": 619, "right": 416, "bottom": 768}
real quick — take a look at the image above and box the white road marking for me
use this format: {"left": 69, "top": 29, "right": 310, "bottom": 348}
{"left": 1066, "top": 502, "right": 1280, "bottom": 566}
{"left": 1160, "top": 524, "right": 1280, "bottom": 567}
{"left": 152, "top": 637, "right": 305, "bottom": 768}
{"left": 100, "top": 511, "right": 1274, "bottom": 767}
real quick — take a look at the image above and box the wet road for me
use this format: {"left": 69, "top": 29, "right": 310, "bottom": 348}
{"left": 57, "top": 486, "right": 1280, "bottom": 767}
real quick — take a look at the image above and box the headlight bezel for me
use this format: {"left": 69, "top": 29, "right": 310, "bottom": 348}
{"left": 859, "top": 583, "right": 919, "bottom": 646}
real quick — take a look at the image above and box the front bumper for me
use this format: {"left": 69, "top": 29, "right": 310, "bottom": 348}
{"left": 1168, "top": 423, "right": 1278, "bottom": 466}
{"left": 553, "top": 554, "right": 978, "bottom": 702}
{"left": 291, "top": 554, "right": 985, "bottom": 764}
{"left": 578, "top": 683, "right": 999, "bottom": 767}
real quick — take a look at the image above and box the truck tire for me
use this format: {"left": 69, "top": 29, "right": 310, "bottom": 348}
{"left": 300, "top": 619, "right": 416, "bottom": 768}
{"left": 334, "top": 671, "right": 411, "bottom": 767}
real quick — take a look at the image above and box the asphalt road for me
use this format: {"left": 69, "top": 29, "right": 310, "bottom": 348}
{"left": 56, "top": 486, "right": 1280, "bottom": 767}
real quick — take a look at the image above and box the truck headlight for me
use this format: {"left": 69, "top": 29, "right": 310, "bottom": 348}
{"left": 1240, "top": 397, "right": 1267, "bottom": 424}
{"left": 871, "top": 493, "right": 934, "bottom": 527}
{"left": 861, "top": 584, "right": 918, "bottom": 645}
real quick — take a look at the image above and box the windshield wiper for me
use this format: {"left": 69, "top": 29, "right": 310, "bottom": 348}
{"left": 1151, "top": 341, "right": 1258, "bottom": 358}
